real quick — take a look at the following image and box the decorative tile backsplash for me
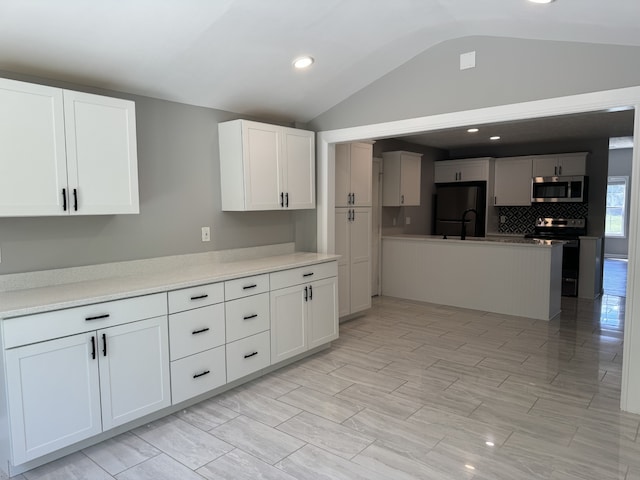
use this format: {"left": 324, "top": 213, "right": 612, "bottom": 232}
{"left": 498, "top": 203, "right": 589, "bottom": 234}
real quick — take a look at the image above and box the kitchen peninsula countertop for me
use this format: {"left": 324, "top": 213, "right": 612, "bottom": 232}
{"left": 0, "top": 246, "right": 339, "bottom": 318}
{"left": 382, "top": 233, "right": 562, "bottom": 246}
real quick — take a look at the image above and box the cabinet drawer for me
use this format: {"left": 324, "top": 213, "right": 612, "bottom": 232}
{"left": 170, "top": 346, "right": 226, "bottom": 405}
{"left": 270, "top": 261, "right": 338, "bottom": 291}
{"left": 169, "top": 304, "right": 225, "bottom": 361}
{"left": 168, "top": 283, "right": 224, "bottom": 314}
{"left": 224, "top": 274, "right": 269, "bottom": 301}
{"left": 225, "top": 293, "right": 270, "bottom": 343}
{"left": 226, "top": 331, "right": 270, "bottom": 382}
{"left": 3, "top": 293, "right": 167, "bottom": 349}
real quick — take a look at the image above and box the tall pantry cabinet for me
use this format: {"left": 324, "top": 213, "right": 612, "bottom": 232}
{"left": 335, "top": 142, "right": 373, "bottom": 318}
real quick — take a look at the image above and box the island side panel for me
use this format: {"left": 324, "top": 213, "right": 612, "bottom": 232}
{"left": 548, "top": 243, "right": 563, "bottom": 319}
{"left": 381, "top": 237, "right": 561, "bottom": 321}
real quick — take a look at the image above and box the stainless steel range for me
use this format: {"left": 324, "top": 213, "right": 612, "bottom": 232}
{"left": 525, "top": 218, "right": 587, "bottom": 297}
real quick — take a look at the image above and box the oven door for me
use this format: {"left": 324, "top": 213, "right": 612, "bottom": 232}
{"left": 561, "top": 240, "right": 580, "bottom": 297}
{"left": 532, "top": 176, "right": 586, "bottom": 203}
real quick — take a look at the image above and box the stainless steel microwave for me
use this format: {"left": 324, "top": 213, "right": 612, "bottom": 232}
{"left": 531, "top": 176, "right": 588, "bottom": 203}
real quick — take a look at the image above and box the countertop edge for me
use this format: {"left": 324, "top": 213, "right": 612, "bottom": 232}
{"left": 381, "top": 235, "right": 561, "bottom": 247}
{"left": 0, "top": 252, "right": 340, "bottom": 319}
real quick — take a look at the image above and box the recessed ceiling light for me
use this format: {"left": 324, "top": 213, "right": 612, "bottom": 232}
{"left": 293, "top": 56, "right": 314, "bottom": 69}
{"left": 485, "top": 441, "right": 495, "bottom": 447}
{"left": 467, "top": 128, "right": 479, "bottom": 133}
{"left": 528, "top": 0, "right": 555, "bottom": 3}
{"left": 490, "top": 136, "right": 501, "bottom": 141}
{"left": 465, "top": 464, "right": 476, "bottom": 470}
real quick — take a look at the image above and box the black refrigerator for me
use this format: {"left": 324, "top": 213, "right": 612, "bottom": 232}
{"left": 433, "top": 182, "right": 486, "bottom": 237}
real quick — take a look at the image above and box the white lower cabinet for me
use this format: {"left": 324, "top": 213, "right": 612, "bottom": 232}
{"left": 335, "top": 208, "right": 371, "bottom": 317}
{"left": 6, "top": 315, "right": 170, "bottom": 464}
{"left": 270, "top": 262, "right": 338, "bottom": 364}
{"left": 226, "top": 331, "right": 271, "bottom": 382}
{"left": 170, "top": 346, "right": 226, "bottom": 404}
{"left": 1, "top": 259, "right": 339, "bottom": 473}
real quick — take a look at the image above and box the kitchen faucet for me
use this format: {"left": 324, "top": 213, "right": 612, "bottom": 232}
{"left": 460, "top": 208, "right": 477, "bottom": 240}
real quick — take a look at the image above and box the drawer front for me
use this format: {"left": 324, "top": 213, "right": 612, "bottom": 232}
{"left": 168, "top": 283, "right": 224, "bottom": 314}
{"left": 225, "top": 293, "right": 270, "bottom": 343}
{"left": 169, "top": 304, "right": 225, "bottom": 361}
{"left": 224, "top": 274, "right": 269, "bottom": 301}
{"left": 3, "top": 293, "right": 167, "bottom": 349}
{"left": 170, "top": 346, "right": 226, "bottom": 405}
{"left": 226, "top": 330, "right": 271, "bottom": 383}
{"left": 270, "top": 261, "right": 338, "bottom": 291}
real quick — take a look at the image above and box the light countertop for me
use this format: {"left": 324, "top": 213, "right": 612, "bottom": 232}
{"left": 0, "top": 252, "right": 339, "bottom": 319}
{"left": 382, "top": 234, "right": 562, "bottom": 247}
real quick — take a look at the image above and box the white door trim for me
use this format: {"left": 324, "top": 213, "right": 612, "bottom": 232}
{"left": 315, "top": 85, "right": 640, "bottom": 413}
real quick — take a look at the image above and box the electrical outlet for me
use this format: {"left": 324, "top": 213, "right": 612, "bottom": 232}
{"left": 500, "top": 215, "right": 506, "bottom": 224}
{"left": 406, "top": 217, "right": 411, "bottom": 225}
{"left": 201, "top": 226, "right": 211, "bottom": 242}
{"left": 392, "top": 218, "right": 397, "bottom": 226}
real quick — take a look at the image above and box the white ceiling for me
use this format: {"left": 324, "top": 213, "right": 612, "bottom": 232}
{"left": 1, "top": 0, "right": 639, "bottom": 123}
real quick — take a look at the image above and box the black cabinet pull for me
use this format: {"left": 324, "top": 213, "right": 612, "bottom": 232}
{"left": 304, "top": 286, "right": 308, "bottom": 302}
{"left": 242, "top": 284, "right": 257, "bottom": 290}
{"left": 352, "top": 193, "right": 355, "bottom": 204}
{"left": 193, "top": 370, "right": 210, "bottom": 379}
{"left": 85, "top": 314, "right": 110, "bottom": 321}
{"left": 73, "top": 188, "right": 78, "bottom": 211}
{"left": 192, "top": 327, "right": 210, "bottom": 335}
{"left": 91, "top": 336, "right": 96, "bottom": 360}
{"left": 285, "top": 192, "right": 289, "bottom": 207}
{"left": 62, "top": 188, "right": 67, "bottom": 211}
{"left": 280, "top": 192, "right": 284, "bottom": 207}
{"left": 309, "top": 285, "right": 313, "bottom": 300}
{"left": 303, "top": 272, "right": 314, "bottom": 277}
{"left": 244, "top": 351, "right": 258, "bottom": 359}
{"left": 190, "top": 294, "right": 209, "bottom": 300}
{"left": 102, "top": 333, "right": 107, "bottom": 357}
{"left": 243, "top": 314, "right": 258, "bottom": 320}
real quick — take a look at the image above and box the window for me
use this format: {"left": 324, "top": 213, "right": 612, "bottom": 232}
{"left": 605, "top": 176, "right": 628, "bottom": 238}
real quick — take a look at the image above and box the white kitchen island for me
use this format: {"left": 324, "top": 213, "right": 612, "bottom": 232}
{"left": 382, "top": 235, "right": 563, "bottom": 321}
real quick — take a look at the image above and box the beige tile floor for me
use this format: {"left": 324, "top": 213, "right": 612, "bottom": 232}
{"left": 4, "top": 294, "right": 636, "bottom": 480}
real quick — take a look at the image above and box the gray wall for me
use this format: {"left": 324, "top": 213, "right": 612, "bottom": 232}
{"left": 0, "top": 72, "right": 300, "bottom": 274}
{"left": 310, "top": 36, "right": 640, "bottom": 131}
{"left": 606, "top": 148, "right": 633, "bottom": 258}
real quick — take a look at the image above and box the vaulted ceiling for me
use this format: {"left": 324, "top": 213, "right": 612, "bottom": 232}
{"left": 1, "top": 0, "right": 639, "bottom": 124}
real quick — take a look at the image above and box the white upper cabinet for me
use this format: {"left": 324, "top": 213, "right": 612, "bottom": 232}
{"left": 531, "top": 152, "right": 587, "bottom": 177}
{"left": 335, "top": 142, "right": 373, "bottom": 207}
{"left": 434, "top": 158, "right": 492, "bottom": 183}
{"left": 0, "top": 78, "right": 139, "bottom": 217}
{"left": 493, "top": 156, "right": 533, "bottom": 206}
{"left": 63, "top": 90, "right": 139, "bottom": 215}
{"left": 382, "top": 151, "right": 422, "bottom": 206}
{"left": 218, "top": 119, "right": 315, "bottom": 211}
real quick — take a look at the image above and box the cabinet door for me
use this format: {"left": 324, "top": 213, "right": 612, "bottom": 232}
{"left": 349, "top": 143, "right": 373, "bottom": 207}
{"left": 558, "top": 153, "right": 587, "bottom": 176}
{"left": 6, "top": 333, "right": 101, "bottom": 464}
{"left": 335, "top": 209, "right": 351, "bottom": 317}
{"left": 98, "top": 316, "right": 170, "bottom": 430}
{"left": 350, "top": 208, "right": 372, "bottom": 314}
{"left": 63, "top": 91, "right": 139, "bottom": 215}
{"left": 532, "top": 156, "right": 559, "bottom": 177}
{"left": 243, "top": 122, "right": 282, "bottom": 210}
{"left": 494, "top": 157, "right": 533, "bottom": 206}
{"left": 282, "top": 128, "right": 315, "bottom": 209}
{"left": 335, "top": 144, "right": 351, "bottom": 207}
{"left": 307, "top": 277, "right": 338, "bottom": 349}
{"left": 434, "top": 162, "right": 459, "bottom": 183}
{"left": 0, "top": 78, "right": 68, "bottom": 216}
{"left": 458, "top": 161, "right": 489, "bottom": 182}
{"left": 400, "top": 156, "right": 421, "bottom": 205}
{"left": 270, "top": 285, "right": 307, "bottom": 364}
